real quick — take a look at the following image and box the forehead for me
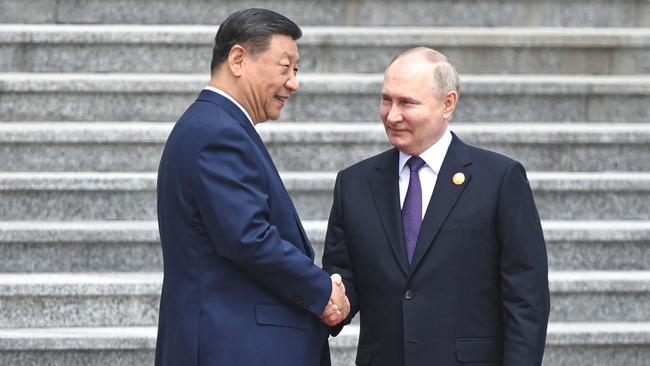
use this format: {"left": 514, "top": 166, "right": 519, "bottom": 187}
{"left": 265, "top": 34, "right": 299, "bottom": 61}
{"left": 382, "top": 61, "right": 433, "bottom": 97}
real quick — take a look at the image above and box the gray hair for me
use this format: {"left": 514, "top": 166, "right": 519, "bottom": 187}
{"left": 390, "top": 47, "right": 460, "bottom": 99}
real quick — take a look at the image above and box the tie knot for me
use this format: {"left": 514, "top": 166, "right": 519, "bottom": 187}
{"left": 406, "top": 156, "right": 426, "bottom": 172}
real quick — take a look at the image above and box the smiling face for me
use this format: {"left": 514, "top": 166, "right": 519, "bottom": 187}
{"left": 239, "top": 34, "right": 300, "bottom": 123}
{"left": 380, "top": 54, "right": 456, "bottom": 156}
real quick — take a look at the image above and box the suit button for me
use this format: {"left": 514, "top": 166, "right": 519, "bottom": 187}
{"left": 404, "top": 290, "right": 414, "bottom": 300}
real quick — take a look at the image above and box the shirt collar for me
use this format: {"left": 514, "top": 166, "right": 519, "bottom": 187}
{"left": 203, "top": 86, "right": 254, "bottom": 126}
{"left": 398, "top": 126, "right": 452, "bottom": 175}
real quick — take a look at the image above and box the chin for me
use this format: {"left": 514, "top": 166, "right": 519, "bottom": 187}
{"left": 390, "top": 141, "right": 419, "bottom": 155}
{"left": 266, "top": 110, "right": 282, "bottom": 121}
{"left": 388, "top": 137, "right": 408, "bottom": 149}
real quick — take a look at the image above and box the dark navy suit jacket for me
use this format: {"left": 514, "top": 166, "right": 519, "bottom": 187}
{"left": 155, "top": 90, "right": 332, "bottom": 366}
{"left": 323, "top": 134, "right": 550, "bottom": 365}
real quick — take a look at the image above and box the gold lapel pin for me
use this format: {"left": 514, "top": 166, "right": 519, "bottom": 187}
{"left": 452, "top": 172, "right": 465, "bottom": 185}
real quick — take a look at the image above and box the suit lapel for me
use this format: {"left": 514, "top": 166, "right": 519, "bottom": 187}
{"left": 198, "top": 91, "right": 282, "bottom": 181}
{"left": 369, "top": 149, "right": 409, "bottom": 276}
{"left": 239, "top": 119, "right": 316, "bottom": 259}
{"left": 242, "top": 125, "right": 315, "bottom": 259}
{"left": 408, "top": 133, "right": 473, "bottom": 275}
{"left": 237, "top": 109, "right": 316, "bottom": 259}
{"left": 197, "top": 90, "right": 314, "bottom": 258}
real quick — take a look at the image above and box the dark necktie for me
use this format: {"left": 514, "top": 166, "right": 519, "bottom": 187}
{"left": 402, "top": 156, "right": 426, "bottom": 264}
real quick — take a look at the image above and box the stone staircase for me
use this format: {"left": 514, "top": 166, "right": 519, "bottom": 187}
{"left": 0, "top": 1, "right": 649, "bottom": 365}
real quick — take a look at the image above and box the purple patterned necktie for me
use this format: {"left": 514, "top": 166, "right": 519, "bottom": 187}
{"left": 402, "top": 156, "right": 425, "bottom": 264}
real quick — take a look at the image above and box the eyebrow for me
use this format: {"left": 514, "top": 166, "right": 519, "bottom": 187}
{"left": 280, "top": 51, "right": 300, "bottom": 64}
{"left": 380, "top": 93, "right": 417, "bottom": 103}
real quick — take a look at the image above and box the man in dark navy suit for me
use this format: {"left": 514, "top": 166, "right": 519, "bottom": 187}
{"left": 323, "top": 48, "right": 550, "bottom": 365}
{"left": 155, "top": 9, "right": 348, "bottom": 366}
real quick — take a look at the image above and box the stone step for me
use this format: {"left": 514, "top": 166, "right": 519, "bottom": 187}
{"left": 0, "top": 273, "right": 161, "bottom": 328}
{"left": 285, "top": 171, "right": 650, "bottom": 220}
{"left": 0, "top": 122, "right": 168, "bottom": 172}
{"left": 3, "top": 25, "right": 650, "bottom": 74}
{"left": 0, "top": 221, "right": 161, "bottom": 273}
{"left": 1, "top": 73, "right": 648, "bottom": 122}
{"left": 0, "top": 172, "right": 648, "bottom": 221}
{"left": 263, "top": 123, "right": 650, "bottom": 172}
{"left": 1, "top": 0, "right": 648, "bottom": 27}
{"left": 2, "top": 122, "right": 649, "bottom": 172}
{"left": 1, "top": 220, "right": 649, "bottom": 273}
{"left": 541, "top": 221, "right": 650, "bottom": 271}
{"left": 312, "top": 221, "right": 650, "bottom": 272}
{"left": 0, "top": 271, "right": 649, "bottom": 328}
{"left": 549, "top": 271, "right": 650, "bottom": 322}
{"left": 0, "top": 326, "right": 155, "bottom": 366}
{"left": 1, "top": 323, "right": 649, "bottom": 366}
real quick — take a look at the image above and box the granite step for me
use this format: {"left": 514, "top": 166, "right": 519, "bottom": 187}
{"left": 538, "top": 221, "right": 650, "bottom": 271}
{"left": 0, "top": 272, "right": 161, "bottom": 328}
{"left": 2, "top": 122, "right": 649, "bottom": 172}
{"left": 299, "top": 26, "right": 650, "bottom": 74}
{"left": 284, "top": 171, "right": 650, "bottom": 220}
{"left": 0, "top": 326, "right": 155, "bottom": 366}
{"left": 0, "top": 271, "right": 649, "bottom": 328}
{"left": 1, "top": 0, "right": 648, "bottom": 27}
{"left": 262, "top": 123, "right": 650, "bottom": 172}
{"left": 312, "top": 220, "right": 650, "bottom": 272}
{"left": 0, "top": 122, "right": 168, "bottom": 172}
{"left": 2, "top": 25, "right": 650, "bottom": 74}
{"left": 0, "top": 172, "right": 648, "bottom": 221}
{"left": 549, "top": 271, "right": 650, "bottom": 322}
{"left": 0, "top": 221, "right": 161, "bottom": 273}
{"left": 1, "top": 323, "right": 649, "bottom": 366}
{"left": 1, "top": 73, "right": 648, "bottom": 122}
{"left": 1, "top": 220, "right": 649, "bottom": 273}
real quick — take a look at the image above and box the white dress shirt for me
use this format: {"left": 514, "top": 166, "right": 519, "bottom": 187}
{"left": 398, "top": 127, "right": 453, "bottom": 219}
{"left": 203, "top": 86, "right": 254, "bottom": 126}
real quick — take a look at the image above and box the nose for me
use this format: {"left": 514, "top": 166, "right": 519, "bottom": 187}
{"left": 385, "top": 103, "right": 402, "bottom": 123}
{"left": 286, "top": 73, "right": 299, "bottom": 93}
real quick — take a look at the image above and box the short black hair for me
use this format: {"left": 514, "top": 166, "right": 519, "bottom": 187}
{"left": 210, "top": 8, "right": 302, "bottom": 73}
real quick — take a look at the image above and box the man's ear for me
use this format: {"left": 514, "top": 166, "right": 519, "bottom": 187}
{"left": 227, "top": 44, "right": 247, "bottom": 77}
{"left": 442, "top": 91, "right": 458, "bottom": 119}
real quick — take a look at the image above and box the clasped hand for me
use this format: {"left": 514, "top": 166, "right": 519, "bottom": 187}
{"left": 320, "top": 273, "right": 350, "bottom": 326}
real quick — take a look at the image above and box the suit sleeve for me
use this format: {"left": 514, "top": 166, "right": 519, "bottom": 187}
{"left": 322, "top": 171, "right": 359, "bottom": 336}
{"left": 193, "top": 124, "right": 331, "bottom": 317}
{"left": 497, "top": 162, "right": 551, "bottom": 366}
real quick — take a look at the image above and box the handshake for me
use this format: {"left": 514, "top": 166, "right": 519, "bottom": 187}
{"left": 320, "top": 273, "right": 350, "bottom": 326}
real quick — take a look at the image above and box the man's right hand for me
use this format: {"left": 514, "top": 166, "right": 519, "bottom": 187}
{"left": 320, "top": 274, "right": 350, "bottom": 326}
